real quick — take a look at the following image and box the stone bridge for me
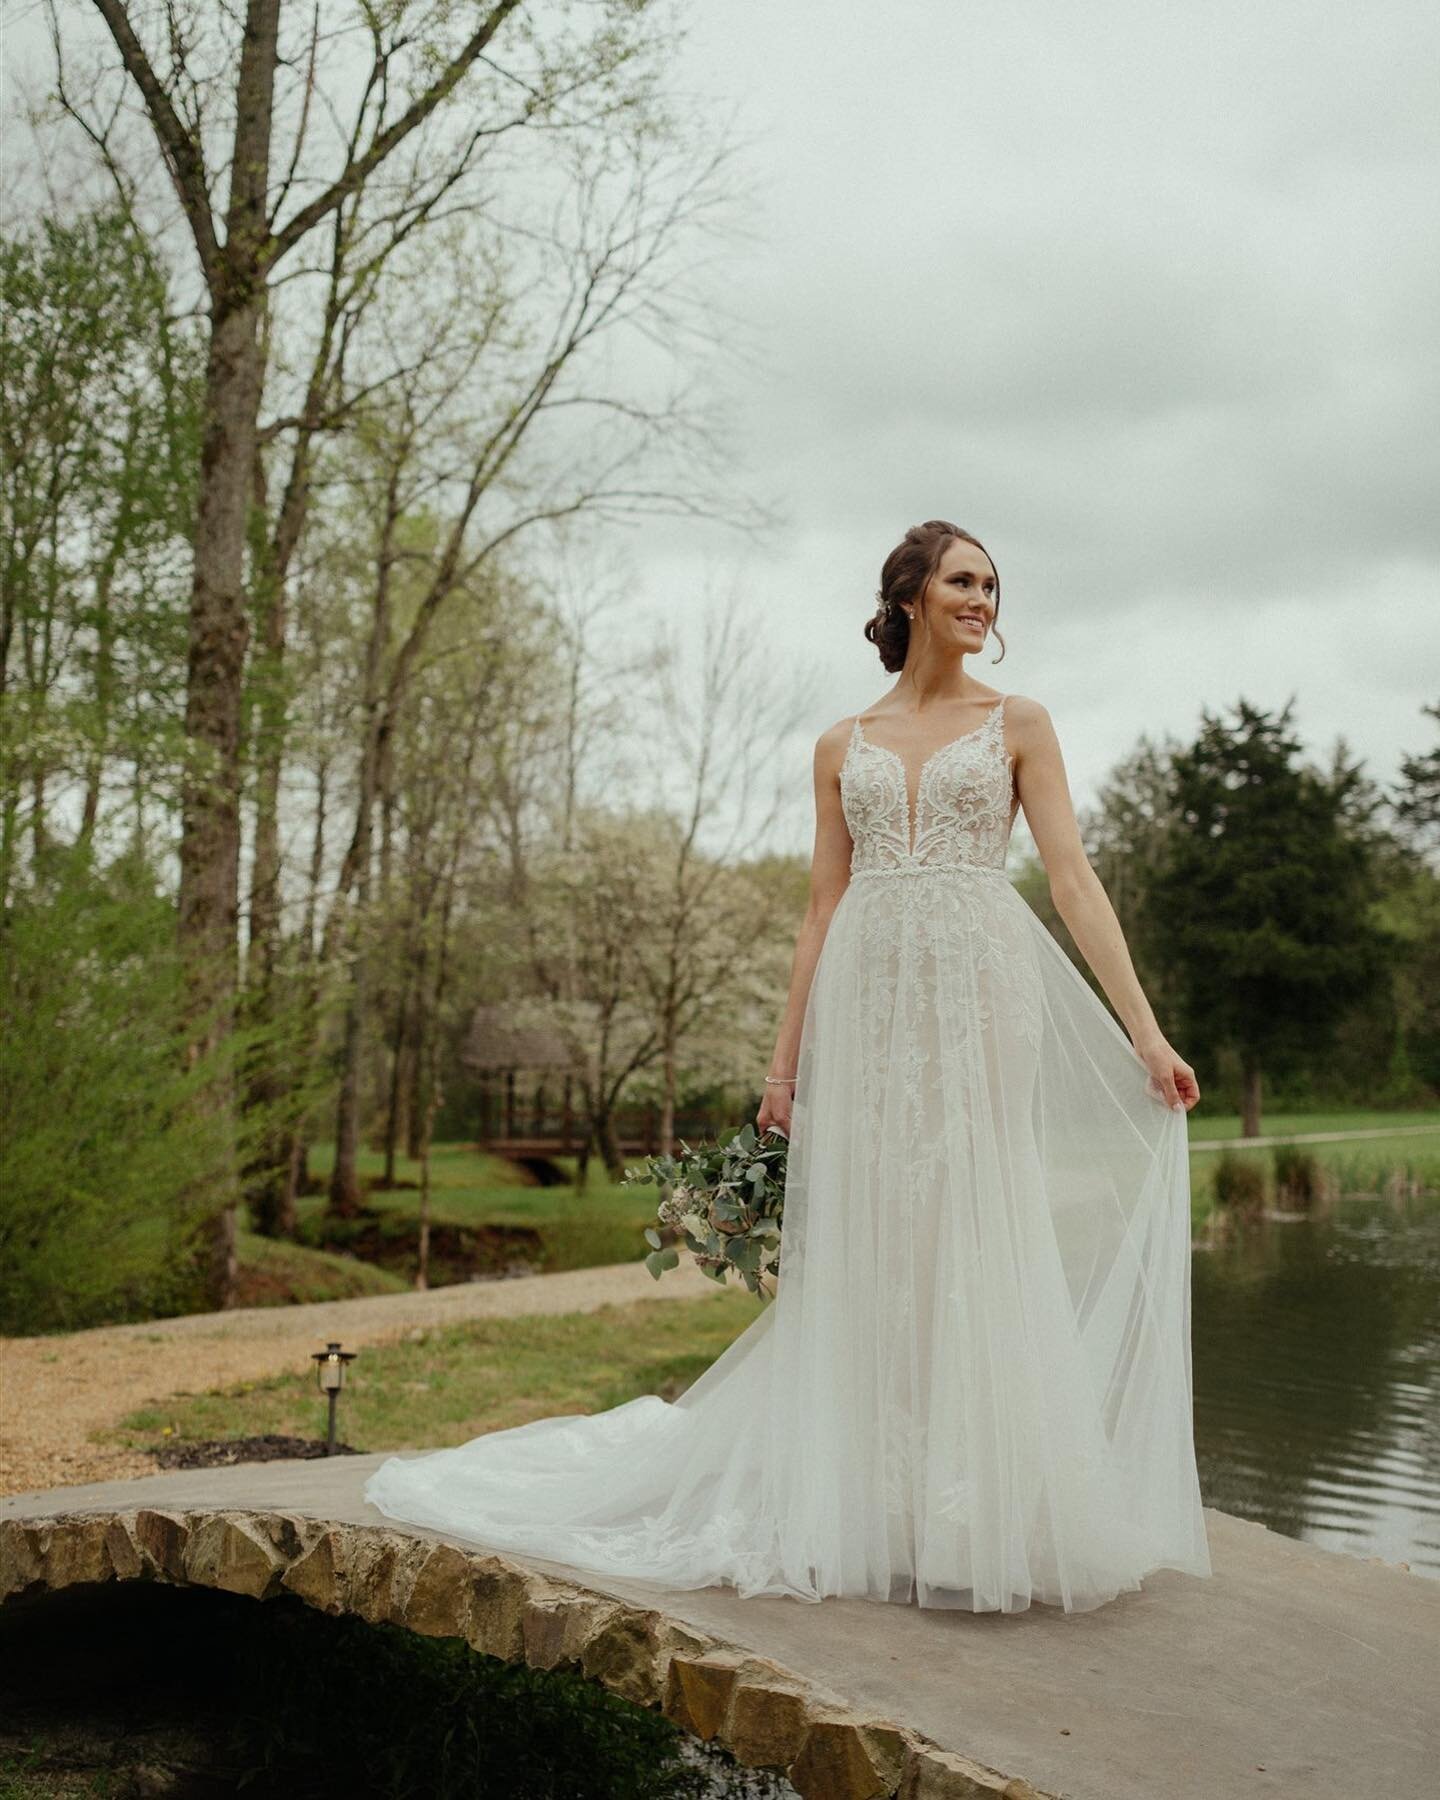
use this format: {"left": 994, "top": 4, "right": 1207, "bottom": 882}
{"left": 2, "top": 1457, "right": 1436, "bottom": 1799}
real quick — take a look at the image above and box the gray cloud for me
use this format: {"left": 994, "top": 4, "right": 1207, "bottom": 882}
{"left": 13, "top": 0, "right": 1432, "bottom": 832}
{"left": 615, "top": 0, "right": 1439, "bottom": 838}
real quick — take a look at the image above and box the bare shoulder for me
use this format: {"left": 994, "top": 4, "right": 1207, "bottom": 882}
{"left": 1001, "top": 692, "right": 1055, "bottom": 739}
{"left": 999, "top": 694, "right": 1062, "bottom": 770}
{"left": 815, "top": 713, "right": 858, "bottom": 771}
{"left": 1000, "top": 692, "right": 1050, "bottom": 726}
{"left": 819, "top": 712, "right": 859, "bottom": 747}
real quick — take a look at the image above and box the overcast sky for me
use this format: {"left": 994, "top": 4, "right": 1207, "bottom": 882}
{"left": 9, "top": 1, "right": 1437, "bottom": 861}
{"left": 611, "top": 0, "right": 1440, "bottom": 852}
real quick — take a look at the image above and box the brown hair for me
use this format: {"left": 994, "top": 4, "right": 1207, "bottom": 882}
{"left": 863, "top": 520, "right": 1006, "bottom": 674}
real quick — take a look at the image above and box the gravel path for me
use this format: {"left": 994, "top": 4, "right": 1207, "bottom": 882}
{"left": 0, "top": 1259, "right": 718, "bottom": 1497}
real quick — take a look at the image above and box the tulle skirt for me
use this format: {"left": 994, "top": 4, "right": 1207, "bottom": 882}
{"left": 365, "top": 866, "right": 1212, "bottom": 1613}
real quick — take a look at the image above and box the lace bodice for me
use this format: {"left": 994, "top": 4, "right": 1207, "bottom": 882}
{"left": 841, "top": 696, "right": 1015, "bottom": 878}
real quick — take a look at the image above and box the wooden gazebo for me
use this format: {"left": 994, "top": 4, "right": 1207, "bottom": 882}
{"left": 461, "top": 1003, "right": 728, "bottom": 1158}
{"left": 461, "top": 1003, "right": 583, "bottom": 1155}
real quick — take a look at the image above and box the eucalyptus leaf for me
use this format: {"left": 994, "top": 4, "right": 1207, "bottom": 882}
{"left": 632, "top": 1121, "right": 786, "bottom": 1291}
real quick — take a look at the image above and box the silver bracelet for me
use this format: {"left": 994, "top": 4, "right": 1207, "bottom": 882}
{"left": 764, "top": 1075, "right": 796, "bottom": 1085}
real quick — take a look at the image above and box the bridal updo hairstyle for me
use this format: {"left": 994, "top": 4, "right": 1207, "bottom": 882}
{"left": 864, "top": 519, "right": 1006, "bottom": 674}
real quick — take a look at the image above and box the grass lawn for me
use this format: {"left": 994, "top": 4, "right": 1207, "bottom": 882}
{"left": 230, "top": 1142, "right": 662, "bottom": 1305}
{"left": 1186, "top": 1107, "right": 1440, "bottom": 1142}
{"left": 293, "top": 1140, "right": 660, "bottom": 1273}
{"left": 114, "top": 1288, "right": 764, "bottom": 1455}
{"left": 234, "top": 1230, "right": 409, "bottom": 1306}
{"left": 1185, "top": 1114, "right": 1440, "bottom": 1228}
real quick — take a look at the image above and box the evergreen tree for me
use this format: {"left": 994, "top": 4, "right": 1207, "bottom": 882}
{"left": 1393, "top": 699, "right": 1440, "bottom": 867}
{"left": 1384, "top": 702, "right": 1440, "bottom": 1092}
{"left": 1144, "top": 697, "right": 1393, "bottom": 1134}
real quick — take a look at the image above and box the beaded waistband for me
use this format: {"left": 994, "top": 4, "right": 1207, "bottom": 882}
{"left": 849, "top": 862, "right": 1010, "bottom": 881}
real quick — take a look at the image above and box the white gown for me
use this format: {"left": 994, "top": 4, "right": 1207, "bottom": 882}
{"left": 365, "top": 696, "right": 1213, "bottom": 1613}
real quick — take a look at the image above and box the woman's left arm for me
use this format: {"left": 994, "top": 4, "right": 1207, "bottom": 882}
{"left": 1008, "top": 695, "right": 1200, "bottom": 1112}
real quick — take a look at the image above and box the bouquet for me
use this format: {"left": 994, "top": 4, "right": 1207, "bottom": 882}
{"left": 622, "top": 1121, "right": 789, "bottom": 1300}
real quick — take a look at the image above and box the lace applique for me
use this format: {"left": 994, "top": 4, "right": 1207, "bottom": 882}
{"left": 841, "top": 698, "right": 1014, "bottom": 875}
{"left": 837, "top": 696, "right": 1043, "bottom": 1059}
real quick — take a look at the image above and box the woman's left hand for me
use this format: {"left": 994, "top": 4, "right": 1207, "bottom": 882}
{"left": 1135, "top": 1036, "right": 1200, "bottom": 1112}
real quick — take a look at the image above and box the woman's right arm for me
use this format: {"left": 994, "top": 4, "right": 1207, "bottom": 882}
{"left": 757, "top": 719, "right": 856, "bottom": 1138}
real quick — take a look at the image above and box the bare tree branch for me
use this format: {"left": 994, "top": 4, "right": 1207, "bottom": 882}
{"left": 88, "top": 0, "right": 221, "bottom": 282}
{"left": 268, "top": 0, "right": 525, "bottom": 263}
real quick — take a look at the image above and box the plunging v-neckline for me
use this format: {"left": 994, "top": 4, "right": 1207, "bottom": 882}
{"left": 851, "top": 697, "right": 1006, "bottom": 858}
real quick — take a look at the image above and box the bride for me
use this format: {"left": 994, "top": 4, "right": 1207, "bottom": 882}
{"left": 366, "top": 518, "right": 1214, "bottom": 1615}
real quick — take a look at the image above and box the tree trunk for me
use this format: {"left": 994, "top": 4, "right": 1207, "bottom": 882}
{"left": 574, "top": 1123, "right": 593, "bottom": 1192}
{"left": 180, "top": 291, "right": 267, "bottom": 1306}
{"left": 327, "top": 463, "right": 400, "bottom": 1217}
{"left": 383, "top": 985, "right": 411, "bottom": 1187}
{"left": 659, "top": 1034, "right": 676, "bottom": 1158}
{"left": 328, "top": 936, "right": 371, "bottom": 1218}
{"left": 598, "top": 1109, "right": 625, "bottom": 1183}
{"left": 240, "top": 459, "right": 293, "bottom": 1238}
{"left": 273, "top": 753, "right": 329, "bottom": 1228}
{"left": 405, "top": 978, "right": 428, "bottom": 1161}
{"left": 327, "top": 705, "right": 391, "bottom": 1214}
{"left": 415, "top": 1063, "right": 443, "bottom": 1292}
{"left": 1240, "top": 1058, "right": 1263, "bottom": 1139}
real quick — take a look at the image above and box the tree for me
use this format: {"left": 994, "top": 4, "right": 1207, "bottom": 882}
{"left": 1144, "top": 697, "right": 1393, "bottom": 1136}
{"left": 48, "top": 0, "right": 741, "bottom": 1299}
{"left": 0, "top": 844, "right": 228, "bottom": 1332}
{"left": 1393, "top": 699, "right": 1440, "bottom": 868}
{"left": 1032, "top": 730, "right": 1188, "bottom": 1032}
{"left": 0, "top": 207, "right": 200, "bottom": 895}
{"left": 627, "top": 588, "right": 815, "bottom": 1153}
{"left": 1382, "top": 702, "right": 1440, "bottom": 1093}
{"left": 312, "top": 117, "right": 753, "bottom": 1213}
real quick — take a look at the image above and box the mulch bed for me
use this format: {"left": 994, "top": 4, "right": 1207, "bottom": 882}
{"left": 150, "top": 1433, "right": 362, "bottom": 1470}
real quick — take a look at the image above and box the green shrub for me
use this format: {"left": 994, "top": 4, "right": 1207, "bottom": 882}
{"left": 1, "top": 1583, "right": 729, "bottom": 1798}
{"left": 1272, "top": 1144, "right": 1323, "bottom": 1210}
{"left": 0, "top": 845, "right": 232, "bottom": 1332}
{"left": 229, "top": 1598, "right": 716, "bottom": 1798}
{"left": 1212, "top": 1147, "right": 1266, "bottom": 1213}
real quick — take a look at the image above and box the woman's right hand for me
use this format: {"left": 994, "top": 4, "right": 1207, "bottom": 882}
{"left": 756, "top": 1081, "right": 793, "bottom": 1139}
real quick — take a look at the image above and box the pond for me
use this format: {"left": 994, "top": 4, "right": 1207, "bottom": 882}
{"left": 1191, "top": 1187, "right": 1440, "bottom": 1581}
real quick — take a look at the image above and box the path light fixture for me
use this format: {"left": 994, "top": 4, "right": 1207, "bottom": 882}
{"left": 311, "top": 1341, "right": 356, "bottom": 1455}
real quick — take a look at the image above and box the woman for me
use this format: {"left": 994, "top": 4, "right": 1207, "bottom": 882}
{"left": 366, "top": 519, "right": 1213, "bottom": 1614}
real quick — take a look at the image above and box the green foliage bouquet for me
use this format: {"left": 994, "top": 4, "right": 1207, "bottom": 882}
{"left": 622, "top": 1121, "right": 789, "bottom": 1300}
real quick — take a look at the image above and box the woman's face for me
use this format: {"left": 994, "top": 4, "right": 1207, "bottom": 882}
{"left": 917, "top": 539, "right": 998, "bottom": 650}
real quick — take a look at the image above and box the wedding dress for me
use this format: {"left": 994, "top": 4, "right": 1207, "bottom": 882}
{"left": 365, "top": 695, "right": 1213, "bottom": 1613}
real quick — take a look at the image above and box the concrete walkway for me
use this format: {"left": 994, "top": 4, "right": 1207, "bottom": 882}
{"left": 3, "top": 1457, "right": 1436, "bottom": 1800}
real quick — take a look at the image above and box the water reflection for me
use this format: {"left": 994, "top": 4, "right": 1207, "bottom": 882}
{"left": 1191, "top": 1189, "right": 1440, "bottom": 1579}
